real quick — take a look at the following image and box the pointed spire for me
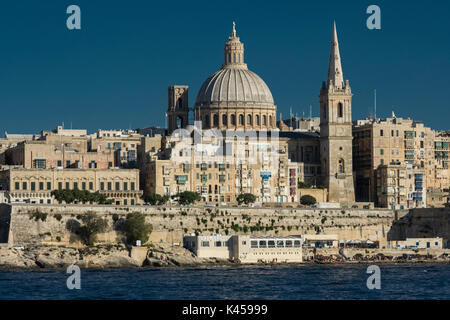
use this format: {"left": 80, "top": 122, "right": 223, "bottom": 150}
{"left": 327, "top": 21, "right": 344, "bottom": 88}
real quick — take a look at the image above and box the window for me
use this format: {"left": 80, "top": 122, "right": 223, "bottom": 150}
{"left": 74, "top": 182, "right": 78, "bottom": 189}
{"left": 108, "top": 182, "right": 112, "bottom": 191}
{"left": 34, "top": 159, "right": 46, "bottom": 169}
{"left": 47, "top": 182, "right": 51, "bottom": 190}
{"left": 82, "top": 182, "right": 86, "bottom": 190}
{"left": 213, "top": 114, "right": 219, "bottom": 126}
{"left": 31, "top": 182, "right": 35, "bottom": 191}
{"left": 124, "top": 182, "right": 128, "bottom": 191}
{"left": 39, "top": 182, "right": 44, "bottom": 190}
{"left": 214, "top": 241, "right": 222, "bottom": 247}
{"left": 57, "top": 160, "right": 62, "bottom": 167}
{"left": 58, "top": 182, "right": 62, "bottom": 190}
{"left": 115, "top": 182, "right": 120, "bottom": 190}
{"left": 255, "top": 115, "right": 260, "bottom": 125}
{"left": 66, "top": 160, "right": 71, "bottom": 168}
{"left": 222, "top": 114, "right": 227, "bottom": 126}
{"left": 338, "top": 103, "right": 343, "bottom": 117}
{"left": 15, "top": 182, "right": 20, "bottom": 190}
{"left": 380, "top": 129, "right": 384, "bottom": 136}
{"left": 247, "top": 114, "right": 252, "bottom": 125}
{"left": 259, "top": 240, "right": 267, "bottom": 248}
{"left": 239, "top": 114, "right": 244, "bottom": 125}
{"left": 108, "top": 162, "right": 112, "bottom": 168}
{"left": 22, "top": 182, "right": 27, "bottom": 190}
{"left": 250, "top": 241, "right": 258, "bottom": 248}
{"left": 131, "top": 182, "right": 135, "bottom": 191}
{"left": 100, "top": 182, "right": 105, "bottom": 191}
{"left": 201, "top": 241, "right": 210, "bottom": 247}
{"left": 338, "top": 159, "right": 345, "bottom": 174}
{"left": 380, "top": 149, "right": 384, "bottom": 155}
{"left": 262, "top": 115, "right": 267, "bottom": 126}
{"left": 276, "top": 240, "right": 284, "bottom": 248}
{"left": 89, "top": 182, "right": 94, "bottom": 190}
{"left": 230, "top": 114, "right": 236, "bottom": 125}
{"left": 285, "top": 240, "right": 293, "bottom": 247}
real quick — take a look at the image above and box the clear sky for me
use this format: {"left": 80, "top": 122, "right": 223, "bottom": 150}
{"left": 0, "top": 0, "right": 449, "bottom": 134}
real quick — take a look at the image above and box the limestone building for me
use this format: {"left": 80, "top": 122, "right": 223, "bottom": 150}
{"left": 0, "top": 167, "right": 142, "bottom": 205}
{"left": 353, "top": 114, "right": 449, "bottom": 207}
{"left": 141, "top": 22, "right": 356, "bottom": 206}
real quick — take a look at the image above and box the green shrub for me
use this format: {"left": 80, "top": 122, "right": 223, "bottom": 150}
{"left": 300, "top": 195, "right": 317, "bottom": 206}
{"left": 79, "top": 212, "right": 108, "bottom": 246}
{"left": 29, "top": 209, "right": 47, "bottom": 222}
{"left": 173, "top": 191, "right": 201, "bottom": 205}
{"left": 124, "top": 212, "right": 153, "bottom": 245}
{"left": 143, "top": 194, "right": 169, "bottom": 205}
{"left": 236, "top": 193, "right": 256, "bottom": 205}
{"left": 54, "top": 214, "right": 63, "bottom": 221}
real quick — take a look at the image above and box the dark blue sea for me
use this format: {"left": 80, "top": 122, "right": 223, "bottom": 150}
{"left": 0, "top": 264, "right": 448, "bottom": 300}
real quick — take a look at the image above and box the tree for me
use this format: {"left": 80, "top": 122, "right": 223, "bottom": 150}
{"left": 124, "top": 212, "right": 153, "bottom": 245}
{"left": 51, "top": 189, "right": 112, "bottom": 205}
{"left": 300, "top": 195, "right": 317, "bottom": 206}
{"left": 298, "top": 181, "right": 312, "bottom": 189}
{"left": 79, "top": 212, "right": 108, "bottom": 246}
{"left": 237, "top": 193, "right": 256, "bottom": 205}
{"left": 144, "top": 194, "right": 169, "bottom": 205}
{"left": 175, "top": 191, "right": 201, "bottom": 205}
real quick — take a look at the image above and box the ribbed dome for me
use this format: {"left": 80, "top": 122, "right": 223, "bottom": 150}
{"left": 195, "top": 68, "right": 275, "bottom": 108}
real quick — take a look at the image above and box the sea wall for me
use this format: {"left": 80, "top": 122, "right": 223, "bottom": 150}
{"left": 1, "top": 204, "right": 405, "bottom": 247}
{"left": 387, "top": 208, "right": 450, "bottom": 247}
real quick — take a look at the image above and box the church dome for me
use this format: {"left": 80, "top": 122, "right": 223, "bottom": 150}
{"left": 195, "top": 68, "right": 274, "bottom": 108}
{"left": 194, "top": 22, "right": 277, "bottom": 130}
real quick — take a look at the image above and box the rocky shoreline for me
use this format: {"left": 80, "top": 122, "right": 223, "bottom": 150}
{"left": 1, "top": 244, "right": 448, "bottom": 270}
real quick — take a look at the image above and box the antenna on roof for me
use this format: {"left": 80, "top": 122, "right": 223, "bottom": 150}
{"left": 374, "top": 89, "right": 377, "bottom": 121}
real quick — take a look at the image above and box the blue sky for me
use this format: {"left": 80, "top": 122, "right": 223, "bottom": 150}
{"left": 0, "top": 0, "right": 449, "bottom": 134}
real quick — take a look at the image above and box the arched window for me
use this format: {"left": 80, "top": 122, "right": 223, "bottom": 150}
{"left": 247, "top": 114, "right": 252, "bottom": 125}
{"left": 338, "top": 103, "right": 343, "bottom": 118}
{"left": 269, "top": 115, "right": 273, "bottom": 127}
{"left": 255, "top": 115, "right": 260, "bottom": 126}
{"left": 239, "top": 114, "right": 244, "bottom": 125}
{"left": 262, "top": 115, "right": 267, "bottom": 126}
{"left": 176, "top": 97, "right": 183, "bottom": 109}
{"left": 338, "top": 159, "right": 345, "bottom": 174}
{"left": 222, "top": 114, "right": 227, "bottom": 126}
{"left": 231, "top": 114, "right": 236, "bottom": 125}
{"left": 213, "top": 114, "right": 219, "bottom": 126}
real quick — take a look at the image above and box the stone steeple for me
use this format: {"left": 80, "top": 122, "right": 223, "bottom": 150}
{"left": 327, "top": 21, "right": 344, "bottom": 89}
{"left": 223, "top": 22, "right": 247, "bottom": 69}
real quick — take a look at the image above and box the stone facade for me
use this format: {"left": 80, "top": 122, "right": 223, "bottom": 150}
{"left": 0, "top": 168, "right": 142, "bottom": 205}
{"left": 319, "top": 22, "right": 355, "bottom": 205}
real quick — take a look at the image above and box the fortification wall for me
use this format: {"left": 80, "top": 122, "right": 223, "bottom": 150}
{"left": 4, "top": 204, "right": 402, "bottom": 247}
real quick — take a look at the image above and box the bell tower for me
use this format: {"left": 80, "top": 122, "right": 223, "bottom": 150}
{"left": 167, "top": 85, "right": 189, "bottom": 134}
{"left": 319, "top": 22, "right": 355, "bottom": 205}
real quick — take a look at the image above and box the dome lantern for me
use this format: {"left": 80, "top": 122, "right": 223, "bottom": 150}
{"left": 223, "top": 22, "right": 247, "bottom": 69}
